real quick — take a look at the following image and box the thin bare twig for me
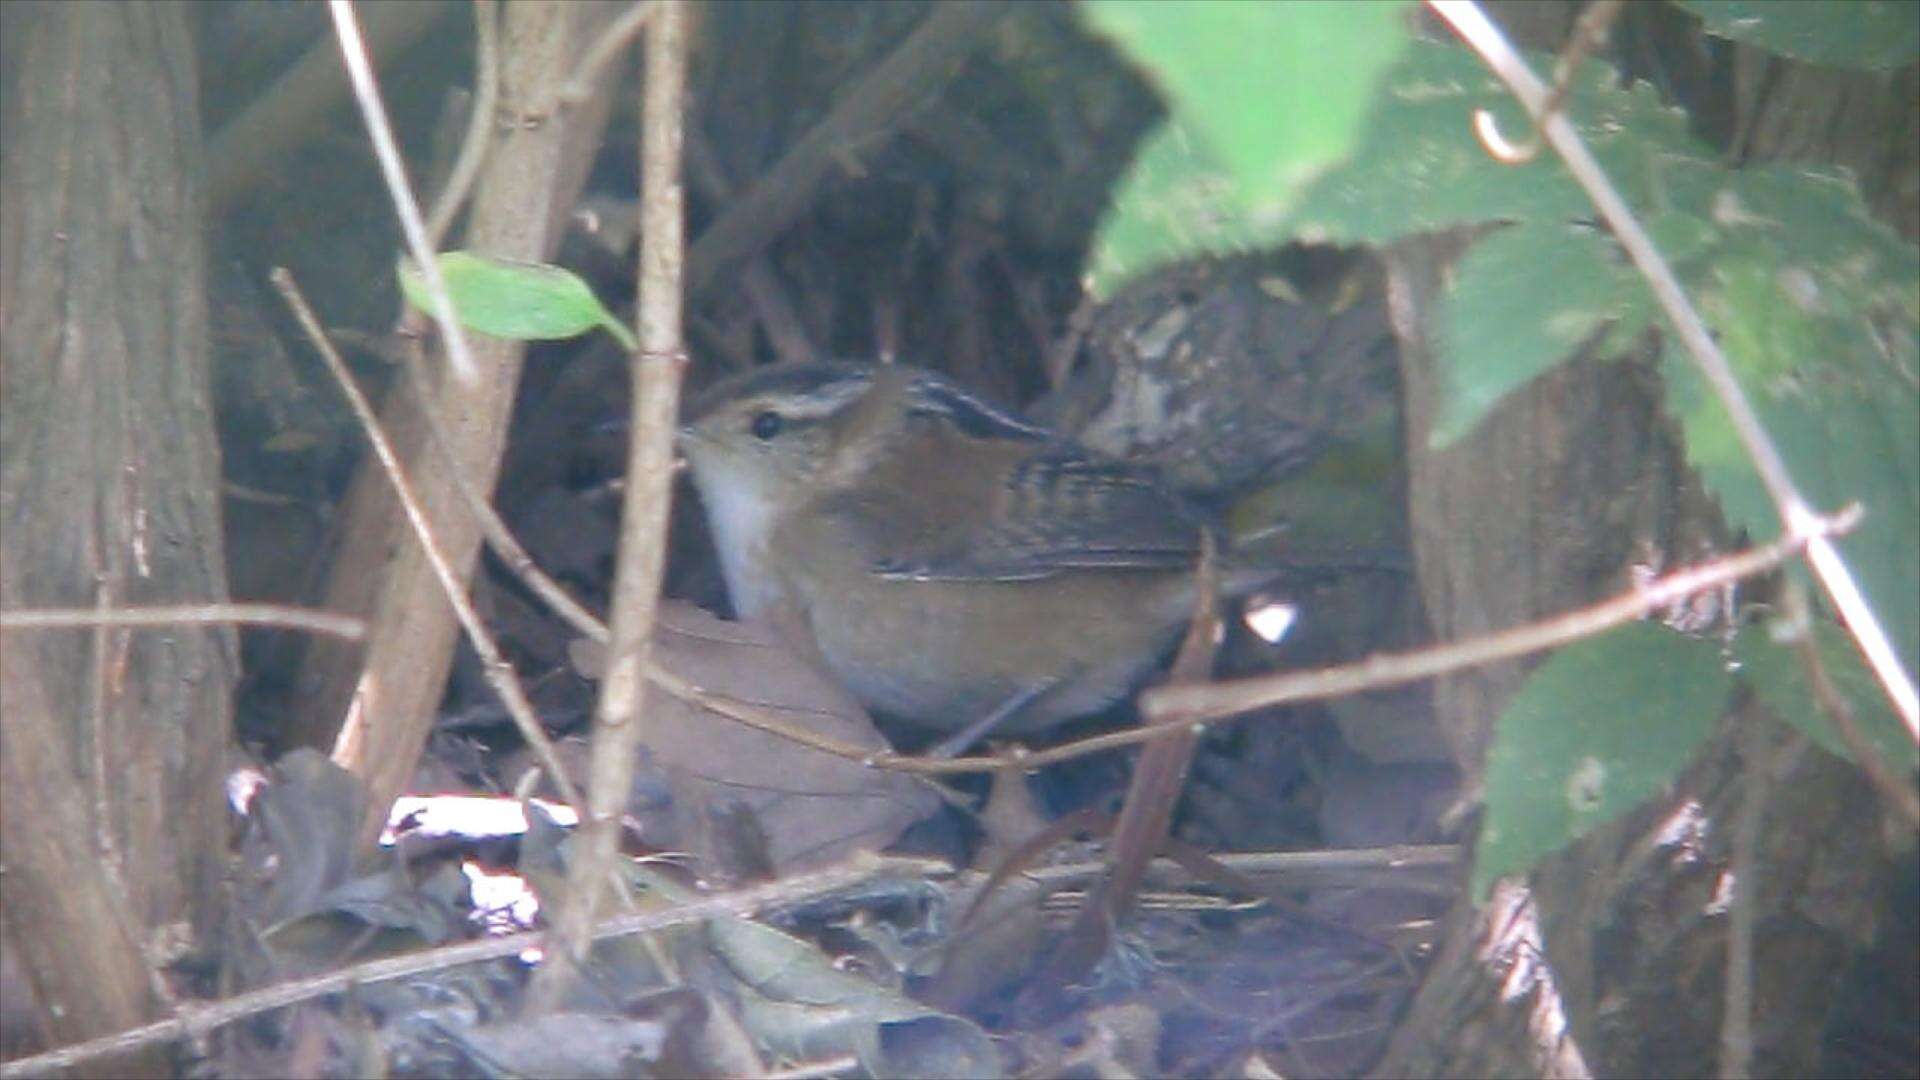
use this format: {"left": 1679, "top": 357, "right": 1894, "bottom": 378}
{"left": 1428, "top": 0, "right": 1918, "bottom": 737}
{"left": 208, "top": 1, "right": 449, "bottom": 210}
{"left": 1136, "top": 507, "right": 1858, "bottom": 732}
{"left": 270, "top": 269, "right": 582, "bottom": 812}
{"left": 327, "top": 0, "right": 481, "bottom": 387}
{"left": 0, "top": 854, "right": 901, "bottom": 1079}
{"left": 1718, "top": 723, "right": 1799, "bottom": 1080}
{"left": 686, "top": 1, "right": 1011, "bottom": 298}
{"left": 423, "top": 0, "right": 500, "bottom": 248}
{"left": 1028, "top": 843, "right": 1458, "bottom": 890}
{"left": 559, "top": 0, "right": 658, "bottom": 105}
{"left": 532, "top": 0, "right": 691, "bottom": 1010}
{"left": 398, "top": 337, "right": 608, "bottom": 643}
{"left": 0, "top": 604, "right": 365, "bottom": 640}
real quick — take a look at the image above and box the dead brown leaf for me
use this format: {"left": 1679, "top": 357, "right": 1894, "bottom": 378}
{"left": 573, "top": 601, "right": 941, "bottom": 877}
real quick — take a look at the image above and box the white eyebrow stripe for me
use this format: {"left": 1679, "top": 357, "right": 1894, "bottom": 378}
{"left": 903, "top": 379, "right": 1050, "bottom": 440}
{"left": 744, "top": 376, "right": 870, "bottom": 423}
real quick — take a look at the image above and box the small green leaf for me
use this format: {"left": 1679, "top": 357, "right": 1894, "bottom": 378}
{"left": 1736, "top": 623, "right": 1918, "bottom": 773}
{"left": 1434, "top": 221, "right": 1647, "bottom": 445}
{"left": 398, "top": 251, "right": 637, "bottom": 350}
{"left": 1680, "top": 0, "right": 1920, "bottom": 71}
{"left": 1474, "top": 623, "right": 1733, "bottom": 900}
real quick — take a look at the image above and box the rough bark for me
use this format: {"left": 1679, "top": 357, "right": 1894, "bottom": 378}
{"left": 1374, "top": 232, "right": 1711, "bottom": 1074}
{"left": 0, "top": 1, "right": 231, "bottom": 1067}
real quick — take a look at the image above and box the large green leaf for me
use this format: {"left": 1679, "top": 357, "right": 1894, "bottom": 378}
{"left": 1282, "top": 42, "right": 1698, "bottom": 245}
{"left": 1681, "top": 1, "right": 1920, "bottom": 71}
{"left": 1290, "top": 48, "right": 1918, "bottom": 665}
{"left": 1276, "top": 41, "right": 1710, "bottom": 443}
{"left": 1474, "top": 623, "right": 1733, "bottom": 900}
{"left": 1086, "top": 18, "right": 1920, "bottom": 700}
{"left": 1085, "top": 120, "right": 1260, "bottom": 296}
{"left": 1083, "top": 0, "right": 1410, "bottom": 210}
{"left": 1082, "top": 1, "right": 1412, "bottom": 295}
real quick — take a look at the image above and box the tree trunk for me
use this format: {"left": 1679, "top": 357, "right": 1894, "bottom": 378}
{"left": 0, "top": 1, "right": 232, "bottom": 1068}
{"left": 1373, "top": 224, "right": 1897, "bottom": 1077}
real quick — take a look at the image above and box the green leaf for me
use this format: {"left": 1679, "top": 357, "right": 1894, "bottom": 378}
{"left": 1286, "top": 43, "right": 1641, "bottom": 243}
{"left": 1474, "top": 623, "right": 1733, "bottom": 900}
{"left": 1286, "top": 39, "right": 1709, "bottom": 242}
{"left": 398, "top": 251, "right": 637, "bottom": 350}
{"left": 1276, "top": 41, "right": 1707, "bottom": 435}
{"left": 1661, "top": 168, "right": 1919, "bottom": 671}
{"left": 1435, "top": 221, "right": 1647, "bottom": 445}
{"left": 1680, "top": 0, "right": 1920, "bottom": 71}
{"left": 1736, "top": 622, "right": 1919, "bottom": 773}
{"left": 1082, "top": 1, "right": 1411, "bottom": 295}
{"left": 1086, "top": 120, "right": 1268, "bottom": 295}
{"left": 1083, "top": 0, "right": 1410, "bottom": 210}
{"left": 1087, "top": 24, "right": 1919, "bottom": 680}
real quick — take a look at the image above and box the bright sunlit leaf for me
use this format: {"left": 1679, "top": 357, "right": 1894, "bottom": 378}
{"left": 399, "top": 251, "right": 637, "bottom": 350}
{"left": 1084, "top": 0, "right": 1410, "bottom": 210}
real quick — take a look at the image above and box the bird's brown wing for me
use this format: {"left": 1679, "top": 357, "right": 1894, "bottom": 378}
{"left": 870, "top": 446, "right": 1206, "bottom": 582}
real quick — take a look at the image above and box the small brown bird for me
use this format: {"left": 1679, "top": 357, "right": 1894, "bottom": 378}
{"left": 680, "top": 362, "right": 1246, "bottom": 750}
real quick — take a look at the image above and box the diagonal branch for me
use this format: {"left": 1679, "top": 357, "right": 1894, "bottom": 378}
{"left": 1136, "top": 506, "right": 1857, "bottom": 732}
{"left": 560, "top": 507, "right": 1854, "bottom": 774}
{"left": 0, "top": 604, "right": 364, "bottom": 640}
{"left": 272, "top": 270, "right": 582, "bottom": 811}
{"left": 327, "top": 0, "right": 481, "bottom": 387}
{"left": 0, "top": 854, "right": 901, "bottom": 1079}
{"left": 685, "top": 0, "right": 1011, "bottom": 299}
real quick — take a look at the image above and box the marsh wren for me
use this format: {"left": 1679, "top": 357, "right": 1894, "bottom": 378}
{"left": 680, "top": 362, "right": 1244, "bottom": 748}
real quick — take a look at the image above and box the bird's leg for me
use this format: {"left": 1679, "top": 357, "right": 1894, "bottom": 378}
{"left": 926, "top": 678, "right": 1060, "bottom": 759}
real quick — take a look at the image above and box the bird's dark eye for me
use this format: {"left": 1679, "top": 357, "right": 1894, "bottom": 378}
{"left": 749, "top": 410, "right": 784, "bottom": 440}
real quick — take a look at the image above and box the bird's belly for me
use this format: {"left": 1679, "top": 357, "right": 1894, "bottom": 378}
{"left": 794, "top": 574, "right": 1183, "bottom": 734}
